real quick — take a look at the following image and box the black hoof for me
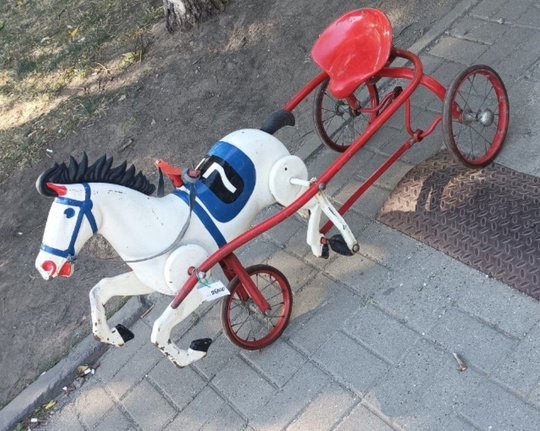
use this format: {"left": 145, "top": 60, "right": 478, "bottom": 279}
{"left": 328, "top": 234, "right": 354, "bottom": 256}
{"left": 115, "top": 324, "right": 135, "bottom": 343}
{"left": 321, "top": 243, "right": 329, "bottom": 259}
{"left": 190, "top": 338, "right": 212, "bottom": 353}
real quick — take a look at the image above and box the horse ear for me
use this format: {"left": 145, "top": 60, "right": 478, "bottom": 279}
{"left": 46, "top": 183, "right": 68, "bottom": 196}
{"left": 35, "top": 179, "right": 67, "bottom": 197}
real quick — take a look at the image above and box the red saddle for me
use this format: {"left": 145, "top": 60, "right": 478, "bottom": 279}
{"left": 311, "top": 9, "right": 393, "bottom": 99}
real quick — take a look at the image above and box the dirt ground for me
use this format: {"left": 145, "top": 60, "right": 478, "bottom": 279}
{"left": 0, "top": 0, "right": 461, "bottom": 407}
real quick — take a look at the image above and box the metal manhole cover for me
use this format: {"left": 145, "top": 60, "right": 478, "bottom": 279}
{"left": 377, "top": 151, "right": 540, "bottom": 300}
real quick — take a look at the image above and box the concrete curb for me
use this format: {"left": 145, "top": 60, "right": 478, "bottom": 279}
{"left": 0, "top": 296, "right": 151, "bottom": 431}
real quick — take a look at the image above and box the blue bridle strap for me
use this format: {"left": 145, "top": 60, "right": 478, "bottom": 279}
{"left": 40, "top": 183, "right": 98, "bottom": 260}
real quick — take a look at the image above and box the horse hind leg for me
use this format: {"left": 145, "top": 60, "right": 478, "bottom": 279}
{"left": 89, "top": 272, "right": 154, "bottom": 346}
{"left": 151, "top": 289, "right": 211, "bottom": 367}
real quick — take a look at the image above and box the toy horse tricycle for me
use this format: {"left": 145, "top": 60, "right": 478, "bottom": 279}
{"left": 35, "top": 9, "right": 509, "bottom": 367}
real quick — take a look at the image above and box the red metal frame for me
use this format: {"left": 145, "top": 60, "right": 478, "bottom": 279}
{"left": 171, "top": 47, "right": 448, "bottom": 310}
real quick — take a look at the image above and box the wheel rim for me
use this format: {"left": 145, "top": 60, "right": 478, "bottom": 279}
{"left": 314, "top": 78, "right": 379, "bottom": 152}
{"left": 222, "top": 265, "right": 291, "bottom": 350}
{"left": 446, "top": 67, "right": 509, "bottom": 167}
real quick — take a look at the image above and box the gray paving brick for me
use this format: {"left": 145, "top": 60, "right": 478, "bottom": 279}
{"left": 237, "top": 237, "right": 281, "bottom": 267}
{"left": 335, "top": 404, "right": 396, "bottom": 431}
{"left": 428, "top": 58, "right": 466, "bottom": 86}
{"left": 249, "top": 362, "right": 330, "bottom": 431}
{"left": 368, "top": 125, "right": 404, "bottom": 156}
{"left": 477, "top": 27, "right": 540, "bottom": 77}
{"left": 426, "top": 307, "right": 515, "bottom": 373}
{"left": 266, "top": 249, "right": 318, "bottom": 293}
{"left": 450, "top": 17, "right": 509, "bottom": 44}
{"left": 364, "top": 340, "right": 484, "bottom": 430}
{"left": 492, "top": 323, "right": 540, "bottom": 396}
{"left": 147, "top": 358, "right": 207, "bottom": 411}
{"left": 40, "top": 403, "right": 85, "bottom": 431}
{"left": 451, "top": 271, "right": 540, "bottom": 338}
{"left": 241, "top": 339, "right": 306, "bottom": 388}
{"left": 354, "top": 150, "right": 414, "bottom": 190}
{"left": 164, "top": 386, "right": 226, "bottom": 431}
{"left": 105, "top": 341, "right": 162, "bottom": 400}
{"left": 212, "top": 355, "right": 277, "bottom": 417}
{"left": 287, "top": 383, "right": 357, "bottom": 431}
{"left": 72, "top": 381, "right": 116, "bottom": 429}
{"left": 344, "top": 304, "right": 420, "bottom": 365}
{"left": 263, "top": 212, "right": 306, "bottom": 246}
{"left": 200, "top": 403, "right": 247, "bottom": 431}
{"left": 471, "top": 0, "right": 527, "bottom": 21}
{"left": 333, "top": 182, "right": 392, "bottom": 219}
{"left": 96, "top": 405, "right": 134, "bottom": 431}
{"left": 324, "top": 252, "right": 390, "bottom": 299}
{"left": 97, "top": 319, "right": 153, "bottom": 382}
{"left": 528, "top": 383, "right": 540, "bottom": 408}
{"left": 314, "top": 331, "right": 391, "bottom": 396}
{"left": 122, "top": 379, "right": 177, "bottom": 431}
{"left": 286, "top": 274, "right": 361, "bottom": 355}
{"left": 192, "top": 333, "right": 240, "bottom": 380}
{"left": 357, "top": 221, "right": 423, "bottom": 270}
{"left": 429, "top": 36, "right": 488, "bottom": 65}
{"left": 516, "top": 2, "right": 540, "bottom": 28}
{"left": 460, "top": 379, "right": 540, "bottom": 431}
{"left": 373, "top": 275, "right": 450, "bottom": 335}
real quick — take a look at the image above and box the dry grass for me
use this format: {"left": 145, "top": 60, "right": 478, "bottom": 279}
{"left": 0, "top": 0, "right": 163, "bottom": 181}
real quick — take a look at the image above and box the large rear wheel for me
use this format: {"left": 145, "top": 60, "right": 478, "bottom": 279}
{"left": 442, "top": 65, "right": 509, "bottom": 168}
{"left": 313, "top": 78, "right": 379, "bottom": 152}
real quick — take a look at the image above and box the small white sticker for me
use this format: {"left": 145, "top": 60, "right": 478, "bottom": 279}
{"left": 197, "top": 280, "right": 230, "bottom": 301}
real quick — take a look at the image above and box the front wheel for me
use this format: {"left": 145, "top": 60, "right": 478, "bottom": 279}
{"left": 442, "top": 65, "right": 509, "bottom": 168}
{"left": 221, "top": 264, "right": 292, "bottom": 350}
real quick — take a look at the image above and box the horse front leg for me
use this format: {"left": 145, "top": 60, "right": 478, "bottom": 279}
{"left": 89, "top": 271, "right": 154, "bottom": 346}
{"left": 151, "top": 289, "right": 211, "bottom": 368}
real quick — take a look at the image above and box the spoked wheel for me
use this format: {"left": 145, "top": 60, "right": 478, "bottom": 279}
{"left": 313, "top": 77, "right": 379, "bottom": 152}
{"left": 221, "top": 264, "right": 292, "bottom": 350}
{"left": 442, "top": 65, "right": 509, "bottom": 168}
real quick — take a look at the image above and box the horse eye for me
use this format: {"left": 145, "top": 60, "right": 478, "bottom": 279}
{"left": 64, "top": 208, "right": 76, "bottom": 219}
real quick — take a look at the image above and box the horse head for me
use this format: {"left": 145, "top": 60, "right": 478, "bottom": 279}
{"left": 35, "top": 182, "right": 100, "bottom": 280}
{"left": 35, "top": 154, "right": 155, "bottom": 280}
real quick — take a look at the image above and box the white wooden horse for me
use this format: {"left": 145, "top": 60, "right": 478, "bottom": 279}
{"left": 34, "top": 129, "right": 318, "bottom": 367}
{"left": 35, "top": 124, "right": 359, "bottom": 367}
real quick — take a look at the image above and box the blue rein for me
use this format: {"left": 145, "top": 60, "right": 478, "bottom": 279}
{"left": 40, "top": 183, "right": 98, "bottom": 261}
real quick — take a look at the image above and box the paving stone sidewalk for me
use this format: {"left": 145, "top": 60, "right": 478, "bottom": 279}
{"left": 13, "top": 0, "right": 540, "bottom": 430}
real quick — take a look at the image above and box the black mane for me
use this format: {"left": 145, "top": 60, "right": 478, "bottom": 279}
{"left": 37, "top": 153, "right": 156, "bottom": 197}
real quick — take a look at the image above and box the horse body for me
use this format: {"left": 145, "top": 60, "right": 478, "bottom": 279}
{"left": 35, "top": 129, "right": 305, "bottom": 367}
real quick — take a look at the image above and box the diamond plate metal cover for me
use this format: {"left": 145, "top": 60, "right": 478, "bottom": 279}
{"left": 377, "top": 151, "right": 540, "bottom": 300}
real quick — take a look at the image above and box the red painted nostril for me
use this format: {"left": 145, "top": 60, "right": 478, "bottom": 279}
{"left": 42, "top": 261, "right": 57, "bottom": 274}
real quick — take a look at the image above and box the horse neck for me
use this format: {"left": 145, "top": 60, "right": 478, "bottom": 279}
{"left": 91, "top": 183, "right": 185, "bottom": 261}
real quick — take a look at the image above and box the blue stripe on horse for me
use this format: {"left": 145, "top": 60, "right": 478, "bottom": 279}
{"left": 195, "top": 141, "right": 256, "bottom": 223}
{"left": 172, "top": 190, "right": 227, "bottom": 248}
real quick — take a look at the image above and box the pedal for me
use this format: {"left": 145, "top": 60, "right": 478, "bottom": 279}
{"left": 115, "top": 324, "right": 135, "bottom": 343}
{"left": 328, "top": 234, "right": 354, "bottom": 256}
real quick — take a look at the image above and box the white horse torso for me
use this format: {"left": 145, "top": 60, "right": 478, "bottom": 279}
{"left": 36, "top": 129, "right": 293, "bottom": 295}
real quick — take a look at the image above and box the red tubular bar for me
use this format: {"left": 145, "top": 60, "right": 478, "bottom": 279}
{"left": 220, "top": 253, "right": 270, "bottom": 314}
{"left": 171, "top": 48, "right": 428, "bottom": 309}
{"left": 284, "top": 71, "right": 328, "bottom": 111}
{"left": 321, "top": 136, "right": 415, "bottom": 235}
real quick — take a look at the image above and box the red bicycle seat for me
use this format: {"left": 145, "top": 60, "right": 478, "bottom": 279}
{"left": 311, "top": 9, "right": 393, "bottom": 99}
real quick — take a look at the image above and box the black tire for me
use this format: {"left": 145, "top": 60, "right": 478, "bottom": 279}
{"left": 313, "top": 77, "right": 379, "bottom": 152}
{"left": 442, "top": 65, "right": 509, "bottom": 168}
{"left": 221, "top": 264, "right": 292, "bottom": 350}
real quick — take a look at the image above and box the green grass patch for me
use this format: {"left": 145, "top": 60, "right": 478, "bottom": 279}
{"left": 0, "top": 0, "right": 163, "bottom": 181}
